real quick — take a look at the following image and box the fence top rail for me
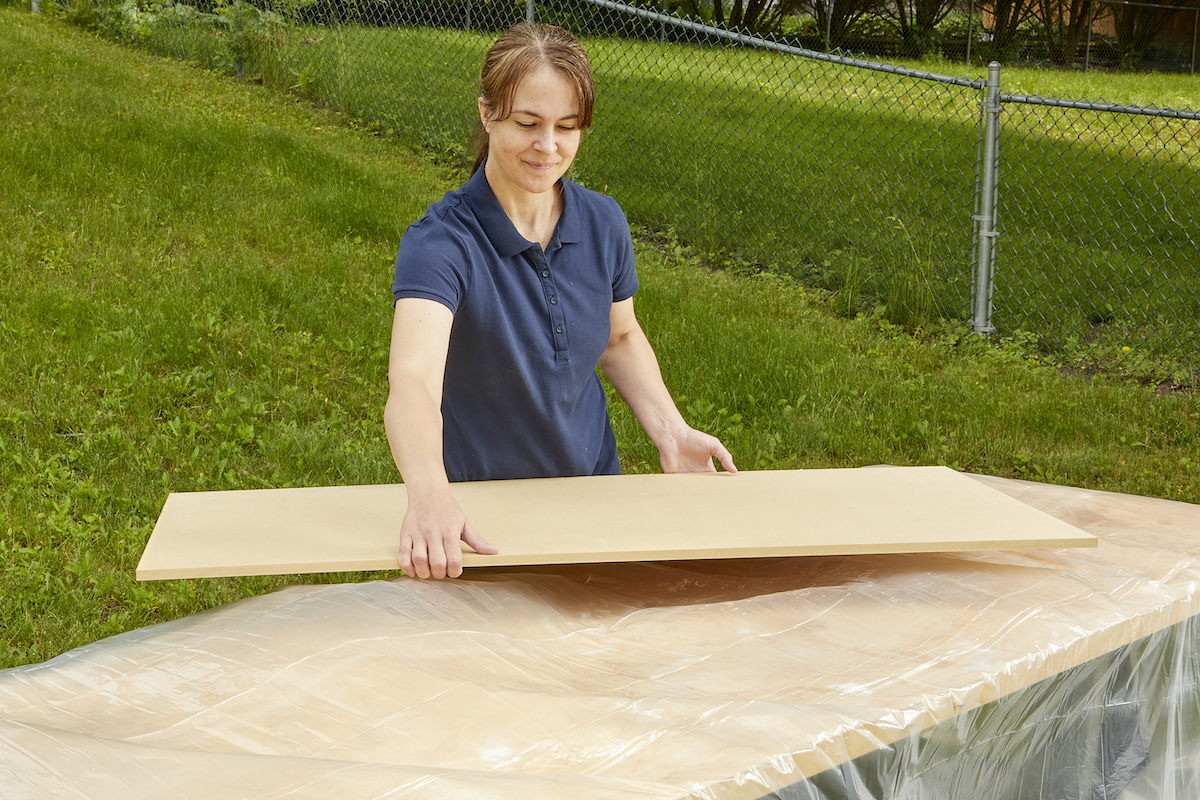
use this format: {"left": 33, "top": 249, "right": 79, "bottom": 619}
{"left": 1001, "top": 93, "right": 1200, "bottom": 119}
{"left": 584, "top": 0, "right": 1199, "bottom": 118}
{"left": 582, "top": 0, "right": 984, "bottom": 91}
{"left": 1092, "top": 0, "right": 1200, "bottom": 11}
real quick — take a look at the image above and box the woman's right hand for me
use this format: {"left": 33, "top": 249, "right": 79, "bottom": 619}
{"left": 385, "top": 298, "right": 498, "bottom": 579}
{"left": 399, "top": 487, "right": 498, "bottom": 580}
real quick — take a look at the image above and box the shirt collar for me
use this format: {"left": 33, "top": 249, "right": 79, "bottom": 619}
{"left": 463, "top": 165, "right": 582, "bottom": 257}
{"left": 557, "top": 178, "right": 583, "bottom": 245}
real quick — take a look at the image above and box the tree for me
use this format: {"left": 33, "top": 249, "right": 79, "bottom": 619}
{"left": 1037, "top": 0, "right": 1097, "bottom": 64}
{"left": 671, "top": 0, "right": 806, "bottom": 32}
{"left": 803, "top": 0, "right": 887, "bottom": 46}
{"left": 983, "top": 0, "right": 1036, "bottom": 55}
{"left": 1113, "top": 0, "right": 1187, "bottom": 68}
{"left": 888, "top": 0, "right": 959, "bottom": 57}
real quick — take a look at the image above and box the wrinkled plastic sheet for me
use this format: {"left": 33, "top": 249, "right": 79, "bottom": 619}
{"left": 1, "top": 473, "right": 1198, "bottom": 799}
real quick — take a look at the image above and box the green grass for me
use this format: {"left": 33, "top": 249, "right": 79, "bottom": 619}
{"left": 0, "top": 8, "right": 440, "bottom": 667}
{"left": 1, "top": 9, "right": 1198, "bottom": 670}
{"left": 614, "top": 234, "right": 1199, "bottom": 494}
{"left": 111, "top": 7, "right": 1200, "bottom": 382}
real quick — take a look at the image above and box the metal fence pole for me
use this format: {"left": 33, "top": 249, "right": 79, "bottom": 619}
{"left": 235, "top": 0, "right": 244, "bottom": 79}
{"left": 31, "top": 0, "right": 39, "bottom": 12}
{"left": 972, "top": 61, "right": 1001, "bottom": 336}
{"left": 527, "top": 0, "right": 535, "bottom": 23}
{"left": 966, "top": 0, "right": 974, "bottom": 65}
{"left": 1192, "top": 8, "right": 1197, "bottom": 75}
{"left": 1085, "top": 2, "right": 1095, "bottom": 71}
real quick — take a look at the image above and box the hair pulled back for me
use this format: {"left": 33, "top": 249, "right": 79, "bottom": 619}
{"left": 471, "top": 23, "right": 595, "bottom": 174}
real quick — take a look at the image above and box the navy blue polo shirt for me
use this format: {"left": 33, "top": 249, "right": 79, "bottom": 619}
{"left": 393, "top": 167, "right": 639, "bottom": 482}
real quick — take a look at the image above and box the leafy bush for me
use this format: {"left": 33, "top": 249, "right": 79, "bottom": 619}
{"left": 849, "top": 13, "right": 899, "bottom": 39}
{"left": 781, "top": 13, "right": 819, "bottom": 35}
{"left": 60, "top": 0, "right": 294, "bottom": 76}
{"left": 936, "top": 10, "right": 983, "bottom": 41}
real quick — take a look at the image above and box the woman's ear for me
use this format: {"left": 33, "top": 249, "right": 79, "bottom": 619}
{"left": 478, "top": 96, "right": 491, "bottom": 132}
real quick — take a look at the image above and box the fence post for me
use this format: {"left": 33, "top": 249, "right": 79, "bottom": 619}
{"left": 1192, "top": 8, "right": 1197, "bottom": 76}
{"left": 971, "top": 61, "right": 1001, "bottom": 336}
{"left": 966, "top": 0, "right": 974, "bottom": 65}
{"left": 31, "top": 0, "right": 39, "bottom": 11}
{"left": 235, "top": 0, "right": 245, "bottom": 79}
{"left": 1085, "top": 2, "right": 1095, "bottom": 71}
{"left": 527, "top": 0, "right": 535, "bottom": 23}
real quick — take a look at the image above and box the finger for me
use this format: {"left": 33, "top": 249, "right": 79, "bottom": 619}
{"left": 462, "top": 522, "right": 499, "bottom": 556}
{"left": 427, "top": 536, "right": 449, "bottom": 580}
{"left": 399, "top": 533, "right": 415, "bottom": 575}
{"left": 409, "top": 536, "right": 432, "bottom": 580}
{"left": 713, "top": 442, "right": 738, "bottom": 473}
{"left": 441, "top": 529, "right": 465, "bottom": 579}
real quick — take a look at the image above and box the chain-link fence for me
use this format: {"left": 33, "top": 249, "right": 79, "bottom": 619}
{"left": 39, "top": 0, "right": 1200, "bottom": 383}
{"left": 989, "top": 91, "right": 1199, "bottom": 379}
{"left": 1084, "top": 0, "right": 1199, "bottom": 74}
{"left": 958, "top": 0, "right": 1199, "bottom": 73}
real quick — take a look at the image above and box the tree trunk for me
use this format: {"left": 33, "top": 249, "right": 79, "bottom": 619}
{"left": 1040, "top": 0, "right": 1093, "bottom": 65}
{"left": 810, "top": 0, "right": 880, "bottom": 47}
{"left": 730, "top": 0, "right": 745, "bottom": 26}
{"left": 1114, "top": 0, "right": 1180, "bottom": 68}
{"left": 894, "top": 0, "right": 957, "bottom": 57}
{"left": 987, "top": 0, "right": 1034, "bottom": 54}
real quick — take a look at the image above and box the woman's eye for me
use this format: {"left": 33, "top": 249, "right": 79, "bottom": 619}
{"left": 515, "top": 121, "right": 534, "bottom": 129}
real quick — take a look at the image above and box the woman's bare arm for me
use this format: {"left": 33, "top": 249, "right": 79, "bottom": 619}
{"left": 384, "top": 299, "right": 497, "bottom": 579}
{"left": 598, "top": 298, "right": 736, "bottom": 474}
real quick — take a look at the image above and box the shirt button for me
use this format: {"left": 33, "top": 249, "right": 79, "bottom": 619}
{"left": 541, "top": 269, "right": 549, "bottom": 278}
{"left": 550, "top": 297, "right": 558, "bottom": 305}
{"left": 556, "top": 325, "right": 564, "bottom": 334}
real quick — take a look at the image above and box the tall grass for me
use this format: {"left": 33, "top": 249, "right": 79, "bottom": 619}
{"left": 1, "top": 9, "right": 1197, "bottom": 670}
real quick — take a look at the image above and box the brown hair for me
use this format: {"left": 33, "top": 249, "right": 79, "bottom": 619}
{"left": 471, "top": 23, "right": 595, "bottom": 174}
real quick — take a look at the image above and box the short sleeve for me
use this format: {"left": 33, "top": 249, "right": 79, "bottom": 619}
{"left": 604, "top": 196, "right": 639, "bottom": 303}
{"left": 391, "top": 219, "right": 471, "bottom": 312}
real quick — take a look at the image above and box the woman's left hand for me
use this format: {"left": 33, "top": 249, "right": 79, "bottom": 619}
{"left": 600, "top": 298, "right": 738, "bottom": 476}
{"left": 657, "top": 425, "right": 738, "bottom": 474}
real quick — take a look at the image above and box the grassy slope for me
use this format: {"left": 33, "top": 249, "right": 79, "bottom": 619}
{"left": 208, "top": 21, "right": 1199, "bottom": 377}
{"left": 0, "top": 8, "right": 438, "bottom": 666}
{"left": 0, "top": 8, "right": 1197, "bottom": 669}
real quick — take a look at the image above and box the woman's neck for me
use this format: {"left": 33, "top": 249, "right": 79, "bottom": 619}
{"left": 485, "top": 165, "right": 563, "bottom": 251}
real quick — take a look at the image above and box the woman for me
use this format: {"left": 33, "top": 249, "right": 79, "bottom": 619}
{"left": 384, "top": 23, "right": 735, "bottom": 580}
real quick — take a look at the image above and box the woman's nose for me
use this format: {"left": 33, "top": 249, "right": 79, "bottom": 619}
{"left": 534, "top": 131, "right": 557, "bottom": 153}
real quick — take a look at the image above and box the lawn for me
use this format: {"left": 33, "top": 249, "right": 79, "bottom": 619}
{"left": 118, "top": 3, "right": 1200, "bottom": 382}
{"left": 0, "top": 7, "right": 1197, "bottom": 669}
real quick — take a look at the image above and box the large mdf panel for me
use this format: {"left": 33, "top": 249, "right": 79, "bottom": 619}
{"left": 136, "top": 466, "right": 1096, "bottom": 580}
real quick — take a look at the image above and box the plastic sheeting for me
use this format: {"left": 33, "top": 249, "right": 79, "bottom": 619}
{"left": 1, "top": 473, "right": 1199, "bottom": 800}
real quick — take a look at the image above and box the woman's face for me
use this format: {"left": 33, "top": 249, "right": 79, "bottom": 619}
{"left": 480, "top": 65, "right": 582, "bottom": 201}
